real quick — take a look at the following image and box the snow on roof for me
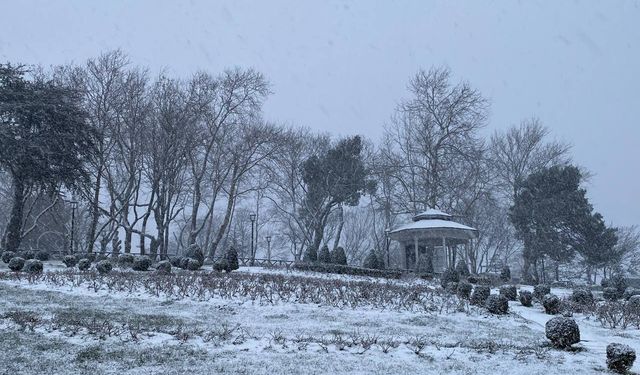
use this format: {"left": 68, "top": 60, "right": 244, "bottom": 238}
{"left": 390, "top": 218, "right": 478, "bottom": 234}
{"left": 412, "top": 208, "right": 452, "bottom": 221}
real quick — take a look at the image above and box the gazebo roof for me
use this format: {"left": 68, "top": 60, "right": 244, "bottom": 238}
{"left": 388, "top": 209, "right": 478, "bottom": 242}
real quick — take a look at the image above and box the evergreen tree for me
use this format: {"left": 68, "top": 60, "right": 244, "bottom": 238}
{"left": 574, "top": 212, "right": 618, "bottom": 278}
{"left": 303, "top": 246, "right": 317, "bottom": 263}
{"left": 455, "top": 260, "right": 470, "bottom": 277}
{"left": 0, "top": 64, "right": 97, "bottom": 251}
{"left": 225, "top": 246, "right": 239, "bottom": 271}
{"left": 363, "top": 249, "right": 381, "bottom": 269}
{"left": 331, "top": 246, "right": 348, "bottom": 265}
{"left": 318, "top": 244, "right": 332, "bottom": 263}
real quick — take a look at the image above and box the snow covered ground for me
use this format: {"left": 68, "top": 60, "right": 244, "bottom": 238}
{"left": 0, "top": 264, "right": 638, "bottom": 374}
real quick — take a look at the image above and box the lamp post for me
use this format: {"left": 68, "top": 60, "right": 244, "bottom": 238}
{"left": 266, "top": 235, "right": 272, "bottom": 264}
{"left": 385, "top": 228, "right": 391, "bottom": 268}
{"left": 249, "top": 213, "right": 256, "bottom": 266}
{"left": 68, "top": 201, "right": 78, "bottom": 254}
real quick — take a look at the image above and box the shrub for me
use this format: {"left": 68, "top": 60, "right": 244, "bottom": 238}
{"left": 500, "top": 266, "right": 511, "bottom": 282}
{"left": 225, "top": 247, "right": 239, "bottom": 272}
{"left": 499, "top": 285, "right": 517, "bottom": 301}
{"left": 303, "top": 247, "right": 317, "bottom": 263}
{"left": 467, "top": 274, "right": 478, "bottom": 284}
{"left": 330, "top": 246, "right": 348, "bottom": 265}
{"left": 184, "top": 244, "right": 205, "bottom": 266}
{"left": 62, "top": 255, "right": 78, "bottom": 268}
{"left": 213, "top": 260, "right": 228, "bottom": 272}
{"left": 19, "top": 250, "right": 35, "bottom": 260}
{"left": 607, "top": 343, "right": 636, "bottom": 373}
{"left": 545, "top": 317, "right": 580, "bottom": 349}
{"left": 362, "top": 249, "right": 382, "bottom": 270}
{"left": 23, "top": 259, "right": 43, "bottom": 274}
{"left": 35, "top": 250, "right": 50, "bottom": 261}
{"left": 455, "top": 260, "right": 470, "bottom": 278}
{"left": 445, "top": 282, "right": 459, "bottom": 294}
{"left": 543, "top": 294, "right": 562, "bottom": 315}
{"left": 2, "top": 251, "right": 16, "bottom": 264}
{"left": 477, "top": 273, "right": 501, "bottom": 286}
{"left": 485, "top": 295, "right": 509, "bottom": 315}
{"left": 470, "top": 285, "right": 490, "bottom": 306}
{"left": 292, "top": 262, "right": 402, "bottom": 279}
{"left": 77, "top": 259, "right": 91, "bottom": 271}
{"left": 132, "top": 256, "right": 152, "bottom": 271}
{"left": 169, "top": 257, "right": 183, "bottom": 268}
{"left": 95, "top": 260, "right": 113, "bottom": 275}
{"left": 519, "top": 290, "right": 533, "bottom": 307}
{"left": 440, "top": 267, "right": 459, "bottom": 289}
{"left": 186, "top": 258, "right": 201, "bottom": 271}
{"left": 318, "top": 245, "right": 331, "bottom": 263}
{"left": 117, "top": 253, "right": 135, "bottom": 268}
{"left": 457, "top": 281, "right": 473, "bottom": 300}
{"left": 571, "top": 288, "right": 594, "bottom": 306}
{"left": 533, "top": 284, "right": 551, "bottom": 301}
{"left": 83, "top": 253, "right": 97, "bottom": 263}
{"left": 625, "top": 295, "right": 640, "bottom": 323}
{"left": 8, "top": 257, "right": 25, "bottom": 272}
{"left": 603, "top": 287, "right": 620, "bottom": 301}
{"left": 155, "top": 260, "right": 172, "bottom": 274}
{"left": 179, "top": 258, "right": 190, "bottom": 270}
{"left": 623, "top": 287, "right": 640, "bottom": 301}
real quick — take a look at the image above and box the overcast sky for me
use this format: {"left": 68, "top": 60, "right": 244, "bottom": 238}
{"left": 1, "top": 0, "right": 638, "bottom": 227}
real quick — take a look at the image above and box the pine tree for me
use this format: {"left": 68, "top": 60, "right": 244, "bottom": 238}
{"left": 225, "top": 247, "right": 239, "bottom": 271}
{"left": 303, "top": 246, "right": 317, "bottom": 263}
{"left": 363, "top": 249, "right": 380, "bottom": 269}
{"left": 331, "top": 246, "right": 348, "bottom": 265}
{"left": 318, "top": 245, "right": 332, "bottom": 263}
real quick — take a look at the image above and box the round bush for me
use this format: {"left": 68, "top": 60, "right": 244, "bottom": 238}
{"left": 77, "top": 258, "right": 91, "bottom": 271}
{"left": 186, "top": 258, "right": 201, "bottom": 271}
{"left": 623, "top": 287, "right": 640, "bottom": 301}
{"left": 8, "top": 257, "right": 25, "bottom": 272}
{"left": 446, "top": 282, "right": 459, "bottom": 294}
{"left": 184, "top": 244, "right": 205, "bottom": 266}
{"left": 155, "top": 260, "right": 172, "bottom": 274}
{"left": 625, "top": 295, "right": 640, "bottom": 316}
{"left": 603, "top": 287, "right": 620, "bottom": 301}
{"left": 457, "top": 281, "right": 473, "bottom": 300}
{"left": 132, "top": 256, "right": 152, "bottom": 271}
{"left": 179, "top": 257, "right": 190, "bottom": 270}
{"left": 533, "top": 284, "right": 551, "bottom": 301}
{"left": 83, "top": 253, "right": 97, "bottom": 263}
{"left": 543, "top": 294, "right": 562, "bottom": 315}
{"left": 471, "top": 285, "right": 491, "bottom": 306}
{"left": 440, "top": 267, "right": 459, "bottom": 288}
{"left": 607, "top": 343, "right": 636, "bottom": 373}
{"left": 117, "top": 253, "right": 135, "bottom": 268}
{"left": 455, "top": 260, "right": 470, "bottom": 278}
{"left": 467, "top": 275, "right": 478, "bottom": 284}
{"left": 35, "top": 250, "right": 50, "bottom": 261}
{"left": 169, "top": 257, "right": 183, "bottom": 268}
{"left": 214, "top": 259, "right": 229, "bottom": 272}
{"left": 62, "top": 255, "right": 78, "bottom": 268}
{"left": 485, "top": 295, "right": 509, "bottom": 315}
{"left": 545, "top": 317, "right": 580, "bottom": 349}
{"left": 2, "top": 251, "right": 16, "bottom": 264}
{"left": 500, "top": 266, "right": 511, "bottom": 282}
{"left": 499, "top": 285, "right": 517, "bottom": 301}
{"left": 95, "top": 260, "right": 113, "bottom": 275}
{"left": 24, "top": 259, "right": 43, "bottom": 274}
{"left": 571, "top": 288, "right": 594, "bottom": 305}
{"left": 519, "top": 290, "right": 533, "bottom": 307}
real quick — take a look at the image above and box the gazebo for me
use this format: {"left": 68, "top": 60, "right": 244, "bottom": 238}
{"left": 388, "top": 209, "right": 478, "bottom": 273}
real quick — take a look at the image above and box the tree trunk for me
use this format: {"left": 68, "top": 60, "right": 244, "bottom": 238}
{"left": 332, "top": 205, "right": 344, "bottom": 251}
{"left": 87, "top": 167, "right": 103, "bottom": 254}
{"left": 208, "top": 166, "right": 239, "bottom": 259}
{"left": 4, "top": 176, "right": 26, "bottom": 252}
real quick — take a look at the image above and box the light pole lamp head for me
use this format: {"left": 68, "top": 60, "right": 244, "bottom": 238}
{"left": 266, "top": 236, "right": 271, "bottom": 243}
{"left": 69, "top": 201, "right": 78, "bottom": 209}
{"left": 249, "top": 213, "right": 256, "bottom": 222}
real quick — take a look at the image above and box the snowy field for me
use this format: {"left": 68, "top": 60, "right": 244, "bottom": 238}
{"left": 0, "top": 264, "right": 638, "bottom": 374}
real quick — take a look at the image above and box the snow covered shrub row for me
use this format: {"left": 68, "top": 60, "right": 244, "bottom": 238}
{"left": 292, "top": 262, "right": 402, "bottom": 279}
{"left": 545, "top": 317, "right": 580, "bottom": 349}
{"left": 596, "top": 296, "right": 640, "bottom": 329}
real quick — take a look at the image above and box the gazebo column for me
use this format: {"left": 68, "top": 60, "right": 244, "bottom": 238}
{"left": 414, "top": 236, "right": 419, "bottom": 270}
{"left": 442, "top": 237, "right": 447, "bottom": 269}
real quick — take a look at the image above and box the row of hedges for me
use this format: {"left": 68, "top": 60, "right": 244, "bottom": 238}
{"left": 292, "top": 262, "right": 402, "bottom": 279}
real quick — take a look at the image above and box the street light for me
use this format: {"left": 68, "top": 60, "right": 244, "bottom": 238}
{"left": 384, "top": 228, "right": 391, "bottom": 268}
{"left": 68, "top": 200, "right": 78, "bottom": 254}
{"left": 249, "top": 213, "right": 256, "bottom": 266}
{"left": 266, "top": 235, "right": 272, "bottom": 264}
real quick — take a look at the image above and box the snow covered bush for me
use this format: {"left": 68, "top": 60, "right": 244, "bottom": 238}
{"left": 457, "top": 281, "right": 473, "bottom": 300}
{"left": 95, "top": 260, "right": 113, "bottom": 275}
{"left": 303, "top": 247, "right": 317, "bottom": 263}
{"left": 500, "top": 266, "right": 511, "bottom": 282}
{"left": 184, "top": 244, "right": 205, "bottom": 266}
{"left": 186, "top": 258, "right": 201, "bottom": 271}
{"left": 499, "top": 285, "right": 517, "bottom": 301}
{"left": 362, "top": 249, "right": 383, "bottom": 270}
{"left": 225, "top": 247, "right": 239, "bottom": 271}
{"left": 519, "top": 290, "right": 533, "bottom": 307}
{"left": 77, "top": 259, "right": 91, "bottom": 271}
{"left": 543, "top": 294, "right": 562, "bottom": 315}
{"left": 155, "top": 260, "right": 172, "bottom": 274}
{"left": 170, "top": 257, "right": 183, "bottom": 268}
{"left": 625, "top": 295, "right": 640, "bottom": 327}
{"left": 23, "top": 259, "right": 43, "bottom": 274}
{"left": 606, "top": 343, "right": 636, "bottom": 373}
{"left": 8, "top": 257, "right": 25, "bottom": 272}
{"left": 445, "top": 282, "right": 459, "bottom": 294}
{"left": 19, "top": 250, "right": 35, "bottom": 260}
{"left": 213, "top": 259, "right": 228, "bottom": 272}
{"left": 455, "top": 260, "right": 470, "bottom": 278}
{"left": 470, "top": 285, "right": 490, "bottom": 306}
{"left": 571, "top": 288, "right": 594, "bottom": 306}
{"left": 62, "top": 255, "right": 77, "bottom": 268}
{"left": 623, "top": 287, "right": 640, "bottom": 300}
{"left": 545, "top": 317, "right": 580, "bottom": 349}
{"left": 533, "top": 284, "right": 551, "bottom": 301}
{"left": 330, "top": 246, "right": 348, "bottom": 265}
{"left": 292, "top": 262, "right": 402, "bottom": 279}
{"left": 466, "top": 274, "right": 478, "bottom": 284}
{"left": 440, "top": 267, "right": 459, "bottom": 288}
{"left": 35, "top": 250, "right": 50, "bottom": 261}
{"left": 318, "top": 245, "right": 332, "bottom": 263}
{"left": 485, "top": 294, "right": 509, "bottom": 315}
{"left": 117, "top": 253, "right": 135, "bottom": 268}
{"left": 603, "top": 287, "right": 620, "bottom": 301}
{"left": 132, "top": 256, "right": 152, "bottom": 271}
{"left": 602, "top": 275, "right": 627, "bottom": 299}
{"left": 179, "top": 258, "right": 190, "bottom": 270}
{"left": 1, "top": 251, "right": 15, "bottom": 264}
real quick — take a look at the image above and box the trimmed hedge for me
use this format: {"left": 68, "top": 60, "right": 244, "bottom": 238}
{"left": 292, "top": 262, "right": 402, "bottom": 279}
